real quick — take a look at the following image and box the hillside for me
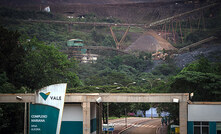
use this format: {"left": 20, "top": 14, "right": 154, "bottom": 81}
{"left": 0, "top": 0, "right": 198, "bottom": 23}
{"left": 0, "top": 0, "right": 182, "bottom": 5}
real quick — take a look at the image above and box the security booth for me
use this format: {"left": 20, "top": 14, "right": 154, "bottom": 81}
{"left": 188, "top": 102, "right": 221, "bottom": 134}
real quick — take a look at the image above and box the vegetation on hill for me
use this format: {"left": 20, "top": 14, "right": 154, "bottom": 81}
{"left": 0, "top": 7, "right": 137, "bottom": 50}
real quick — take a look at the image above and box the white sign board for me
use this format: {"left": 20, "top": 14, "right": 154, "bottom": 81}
{"left": 188, "top": 104, "right": 221, "bottom": 122}
{"left": 34, "top": 83, "right": 67, "bottom": 134}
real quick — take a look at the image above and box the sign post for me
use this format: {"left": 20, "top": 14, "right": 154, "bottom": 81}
{"left": 29, "top": 83, "right": 67, "bottom": 134}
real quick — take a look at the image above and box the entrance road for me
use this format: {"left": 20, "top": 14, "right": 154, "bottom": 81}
{"left": 109, "top": 117, "right": 150, "bottom": 134}
{"left": 107, "top": 117, "right": 163, "bottom": 134}
{"left": 120, "top": 118, "right": 162, "bottom": 134}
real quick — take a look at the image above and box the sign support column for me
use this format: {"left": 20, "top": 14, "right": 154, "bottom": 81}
{"left": 179, "top": 101, "right": 188, "bottom": 134}
{"left": 83, "top": 101, "right": 90, "bottom": 134}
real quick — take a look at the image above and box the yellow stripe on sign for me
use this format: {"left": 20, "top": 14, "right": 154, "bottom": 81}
{"left": 46, "top": 92, "right": 51, "bottom": 95}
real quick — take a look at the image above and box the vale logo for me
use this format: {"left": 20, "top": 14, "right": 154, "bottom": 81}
{"left": 39, "top": 92, "right": 50, "bottom": 101}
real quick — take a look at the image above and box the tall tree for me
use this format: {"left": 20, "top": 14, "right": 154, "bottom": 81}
{"left": 0, "top": 26, "right": 25, "bottom": 83}
{"left": 170, "top": 58, "right": 221, "bottom": 101}
{"left": 0, "top": 27, "right": 81, "bottom": 133}
{"left": 15, "top": 37, "right": 81, "bottom": 90}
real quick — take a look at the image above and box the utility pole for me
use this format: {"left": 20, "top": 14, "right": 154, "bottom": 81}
{"left": 125, "top": 108, "right": 127, "bottom": 128}
{"left": 151, "top": 107, "right": 153, "bottom": 119}
{"left": 107, "top": 102, "right": 109, "bottom": 124}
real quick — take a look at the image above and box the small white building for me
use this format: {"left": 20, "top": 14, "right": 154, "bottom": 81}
{"left": 81, "top": 54, "right": 99, "bottom": 63}
{"left": 44, "top": 6, "right": 50, "bottom": 12}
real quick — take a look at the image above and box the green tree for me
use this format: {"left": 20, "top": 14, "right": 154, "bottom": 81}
{"left": 14, "top": 37, "right": 81, "bottom": 90}
{"left": 0, "top": 27, "right": 81, "bottom": 133}
{"left": 159, "top": 58, "right": 221, "bottom": 124}
{"left": 0, "top": 26, "right": 26, "bottom": 83}
{"left": 170, "top": 58, "right": 221, "bottom": 101}
{"left": 101, "top": 36, "right": 115, "bottom": 47}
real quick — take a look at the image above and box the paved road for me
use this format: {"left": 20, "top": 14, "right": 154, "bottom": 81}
{"left": 108, "top": 117, "right": 148, "bottom": 134}
{"left": 107, "top": 117, "right": 165, "bottom": 134}
{"left": 121, "top": 118, "right": 161, "bottom": 134}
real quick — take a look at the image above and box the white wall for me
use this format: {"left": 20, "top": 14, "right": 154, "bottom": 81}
{"left": 188, "top": 104, "right": 221, "bottom": 121}
{"left": 62, "top": 104, "right": 83, "bottom": 121}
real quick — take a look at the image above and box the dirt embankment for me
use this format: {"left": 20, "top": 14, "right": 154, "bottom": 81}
{"left": 124, "top": 30, "right": 177, "bottom": 53}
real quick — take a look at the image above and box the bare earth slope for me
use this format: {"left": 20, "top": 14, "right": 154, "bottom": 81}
{"left": 0, "top": 0, "right": 194, "bottom": 23}
{"left": 125, "top": 30, "right": 177, "bottom": 53}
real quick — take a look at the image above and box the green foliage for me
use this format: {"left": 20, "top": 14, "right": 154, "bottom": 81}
{"left": 181, "top": 57, "right": 220, "bottom": 74}
{"left": 14, "top": 37, "right": 81, "bottom": 90}
{"left": 158, "top": 58, "right": 221, "bottom": 124}
{"left": 91, "top": 29, "right": 105, "bottom": 43}
{"left": 101, "top": 35, "right": 115, "bottom": 47}
{"left": 171, "top": 71, "right": 221, "bottom": 101}
{"left": 77, "top": 54, "right": 153, "bottom": 87}
{"left": 109, "top": 54, "right": 150, "bottom": 72}
{"left": 0, "top": 103, "right": 24, "bottom": 134}
{"left": 0, "top": 72, "right": 17, "bottom": 93}
{"left": 85, "top": 69, "right": 133, "bottom": 86}
{"left": 0, "top": 26, "right": 81, "bottom": 91}
{"left": 184, "top": 31, "right": 208, "bottom": 44}
{"left": 0, "top": 26, "right": 25, "bottom": 78}
{"left": 151, "top": 63, "right": 179, "bottom": 76}
{"left": 0, "top": 26, "right": 82, "bottom": 133}
{"left": 170, "top": 58, "right": 221, "bottom": 101}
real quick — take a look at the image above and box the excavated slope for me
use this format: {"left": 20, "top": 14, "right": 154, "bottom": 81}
{"left": 124, "top": 30, "right": 177, "bottom": 53}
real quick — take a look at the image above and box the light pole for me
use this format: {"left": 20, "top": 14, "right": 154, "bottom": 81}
{"left": 142, "top": 78, "right": 161, "bottom": 119}
{"left": 97, "top": 82, "right": 136, "bottom": 132}
{"left": 151, "top": 106, "right": 153, "bottom": 119}
{"left": 96, "top": 87, "right": 121, "bottom": 125}
{"left": 142, "top": 78, "right": 161, "bottom": 90}
{"left": 113, "top": 82, "right": 136, "bottom": 127}
{"left": 125, "top": 108, "right": 127, "bottom": 128}
{"left": 114, "top": 82, "right": 136, "bottom": 88}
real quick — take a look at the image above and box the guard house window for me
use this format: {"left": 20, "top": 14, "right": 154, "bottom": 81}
{"left": 217, "top": 122, "right": 221, "bottom": 134}
{"left": 194, "top": 122, "right": 209, "bottom": 134}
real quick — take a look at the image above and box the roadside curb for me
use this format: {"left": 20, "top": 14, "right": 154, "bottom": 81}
{"left": 156, "top": 125, "right": 161, "bottom": 134}
{"left": 156, "top": 125, "right": 168, "bottom": 134}
{"left": 117, "top": 122, "right": 137, "bottom": 134}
